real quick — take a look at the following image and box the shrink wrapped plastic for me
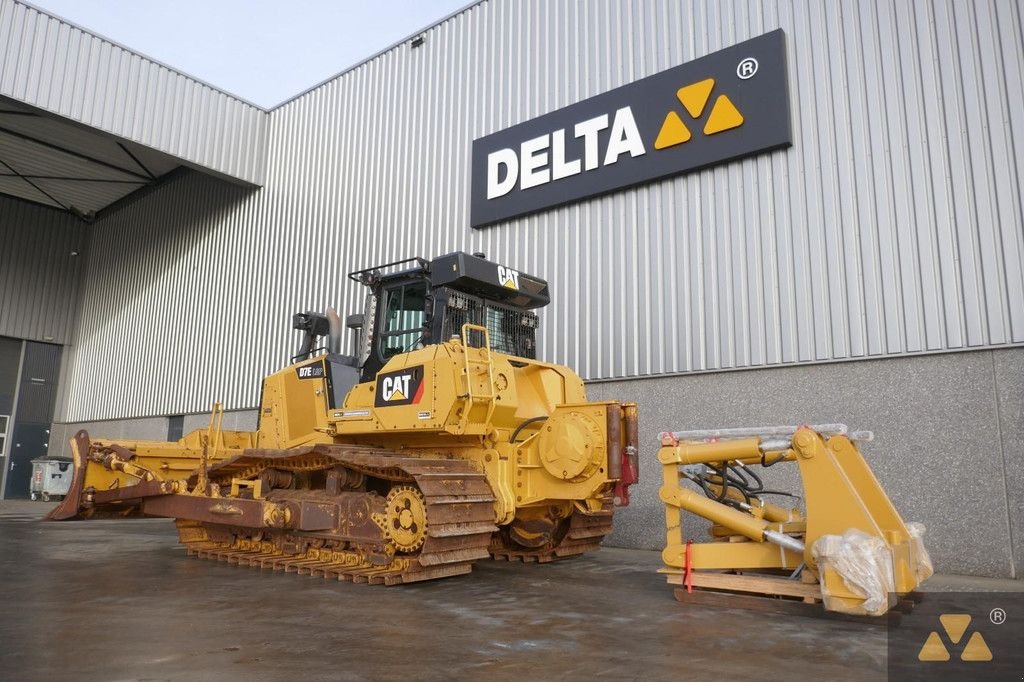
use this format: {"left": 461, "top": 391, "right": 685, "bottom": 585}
{"left": 811, "top": 530, "right": 895, "bottom": 616}
{"left": 905, "top": 522, "right": 935, "bottom": 583}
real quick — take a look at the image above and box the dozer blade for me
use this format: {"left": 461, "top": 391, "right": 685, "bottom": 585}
{"left": 658, "top": 424, "right": 932, "bottom": 617}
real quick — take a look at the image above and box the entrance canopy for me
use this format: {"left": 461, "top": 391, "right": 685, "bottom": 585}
{"left": 0, "top": 0, "right": 268, "bottom": 218}
{"left": 0, "top": 97, "right": 184, "bottom": 217}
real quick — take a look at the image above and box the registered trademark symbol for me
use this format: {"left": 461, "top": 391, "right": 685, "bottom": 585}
{"left": 990, "top": 607, "right": 1006, "bottom": 625}
{"left": 737, "top": 57, "right": 759, "bottom": 79}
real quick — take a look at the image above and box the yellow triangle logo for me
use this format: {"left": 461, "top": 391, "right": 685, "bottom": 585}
{"left": 939, "top": 614, "right": 971, "bottom": 644}
{"left": 704, "top": 95, "right": 744, "bottom": 135}
{"left": 960, "top": 632, "right": 993, "bottom": 661}
{"left": 917, "top": 632, "right": 950, "bottom": 662}
{"left": 677, "top": 78, "right": 715, "bottom": 118}
{"left": 654, "top": 111, "right": 691, "bottom": 150}
{"left": 502, "top": 278, "right": 518, "bottom": 289}
{"left": 387, "top": 389, "right": 406, "bottom": 401}
{"left": 655, "top": 79, "right": 745, "bottom": 150}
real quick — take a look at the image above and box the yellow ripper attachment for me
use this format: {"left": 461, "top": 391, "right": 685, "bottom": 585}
{"left": 658, "top": 424, "right": 932, "bottom": 616}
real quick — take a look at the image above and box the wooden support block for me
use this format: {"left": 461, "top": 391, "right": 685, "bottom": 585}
{"left": 893, "top": 597, "right": 918, "bottom": 614}
{"left": 681, "top": 571, "right": 823, "bottom": 600}
{"left": 672, "top": 588, "right": 900, "bottom": 626}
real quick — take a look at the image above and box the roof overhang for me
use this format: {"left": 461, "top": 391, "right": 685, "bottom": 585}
{"left": 0, "top": 97, "right": 187, "bottom": 216}
{"left": 0, "top": 0, "right": 268, "bottom": 217}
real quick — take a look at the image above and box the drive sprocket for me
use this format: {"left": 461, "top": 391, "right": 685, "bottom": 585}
{"left": 382, "top": 485, "right": 428, "bottom": 553}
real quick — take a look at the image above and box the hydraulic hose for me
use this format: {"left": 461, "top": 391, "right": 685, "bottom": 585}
{"left": 510, "top": 416, "right": 548, "bottom": 443}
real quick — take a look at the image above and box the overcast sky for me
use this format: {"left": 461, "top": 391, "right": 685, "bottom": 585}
{"left": 29, "top": 0, "right": 472, "bottom": 108}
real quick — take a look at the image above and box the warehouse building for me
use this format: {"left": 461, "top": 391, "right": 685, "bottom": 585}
{"left": 0, "top": 0, "right": 1021, "bottom": 579}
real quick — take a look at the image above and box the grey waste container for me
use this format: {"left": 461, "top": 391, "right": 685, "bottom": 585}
{"left": 29, "top": 457, "right": 73, "bottom": 501}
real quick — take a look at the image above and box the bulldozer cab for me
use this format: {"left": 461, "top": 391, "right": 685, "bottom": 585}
{"left": 349, "top": 252, "right": 550, "bottom": 382}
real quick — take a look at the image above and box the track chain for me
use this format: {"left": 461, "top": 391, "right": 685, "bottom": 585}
{"left": 490, "top": 503, "right": 615, "bottom": 563}
{"left": 175, "top": 446, "right": 497, "bottom": 585}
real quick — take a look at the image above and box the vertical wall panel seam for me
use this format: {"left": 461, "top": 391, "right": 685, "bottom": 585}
{"left": 970, "top": 0, "right": 1013, "bottom": 343}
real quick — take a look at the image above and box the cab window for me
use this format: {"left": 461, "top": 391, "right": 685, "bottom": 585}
{"left": 379, "top": 281, "right": 427, "bottom": 360}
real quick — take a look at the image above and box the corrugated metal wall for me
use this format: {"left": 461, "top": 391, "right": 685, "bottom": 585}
{"left": 61, "top": 0, "right": 1024, "bottom": 422}
{"left": 0, "top": 193, "right": 83, "bottom": 344}
{"left": 0, "top": 0, "right": 267, "bottom": 184}
{"left": 61, "top": 171, "right": 256, "bottom": 419}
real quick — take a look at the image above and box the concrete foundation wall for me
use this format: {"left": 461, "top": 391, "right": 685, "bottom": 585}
{"left": 589, "top": 348, "right": 1023, "bottom": 579}
{"left": 49, "top": 349, "right": 1022, "bottom": 579}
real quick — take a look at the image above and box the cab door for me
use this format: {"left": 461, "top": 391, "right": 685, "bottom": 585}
{"left": 361, "top": 277, "right": 429, "bottom": 380}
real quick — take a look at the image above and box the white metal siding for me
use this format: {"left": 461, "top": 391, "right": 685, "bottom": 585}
{"left": 0, "top": 0, "right": 267, "bottom": 184}
{"left": 60, "top": 0, "right": 1024, "bottom": 421}
{"left": 0, "top": 194, "right": 83, "bottom": 343}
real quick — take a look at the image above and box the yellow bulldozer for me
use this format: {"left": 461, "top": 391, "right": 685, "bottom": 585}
{"left": 51, "top": 251, "right": 929, "bottom": 615}
{"left": 50, "top": 252, "right": 639, "bottom": 585}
